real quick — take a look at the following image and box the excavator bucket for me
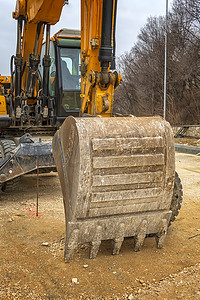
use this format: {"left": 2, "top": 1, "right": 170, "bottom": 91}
{"left": 52, "top": 116, "right": 175, "bottom": 262}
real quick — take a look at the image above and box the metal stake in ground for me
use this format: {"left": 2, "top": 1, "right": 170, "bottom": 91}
{"left": 36, "top": 154, "right": 39, "bottom": 217}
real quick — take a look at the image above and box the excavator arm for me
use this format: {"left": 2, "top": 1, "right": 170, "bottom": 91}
{"left": 12, "top": 0, "right": 65, "bottom": 124}
{"left": 80, "top": 0, "right": 121, "bottom": 116}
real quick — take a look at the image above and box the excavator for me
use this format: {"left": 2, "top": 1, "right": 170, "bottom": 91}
{"left": 0, "top": 4, "right": 81, "bottom": 191}
{"left": 0, "top": 0, "right": 182, "bottom": 261}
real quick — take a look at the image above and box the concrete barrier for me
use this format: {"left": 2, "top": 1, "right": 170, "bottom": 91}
{"left": 175, "top": 144, "right": 200, "bottom": 155}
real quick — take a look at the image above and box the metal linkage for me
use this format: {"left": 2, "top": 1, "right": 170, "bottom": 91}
{"left": 14, "top": 17, "right": 23, "bottom": 111}
{"left": 26, "top": 22, "right": 43, "bottom": 98}
{"left": 42, "top": 24, "right": 51, "bottom": 112}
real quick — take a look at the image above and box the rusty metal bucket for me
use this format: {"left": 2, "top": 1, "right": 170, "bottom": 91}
{"left": 52, "top": 116, "right": 175, "bottom": 262}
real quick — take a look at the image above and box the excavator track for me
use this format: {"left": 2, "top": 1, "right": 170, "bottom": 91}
{"left": 53, "top": 116, "right": 175, "bottom": 261}
{"left": 169, "top": 171, "right": 183, "bottom": 225}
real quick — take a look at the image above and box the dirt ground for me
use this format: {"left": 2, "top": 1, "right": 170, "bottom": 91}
{"left": 0, "top": 152, "right": 200, "bottom": 299}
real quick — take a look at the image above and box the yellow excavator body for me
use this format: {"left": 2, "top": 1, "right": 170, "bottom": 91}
{"left": 0, "top": 76, "right": 10, "bottom": 115}
{"left": 0, "top": 96, "right": 7, "bottom": 115}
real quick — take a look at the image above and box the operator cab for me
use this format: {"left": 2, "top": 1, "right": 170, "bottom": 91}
{"left": 40, "top": 29, "right": 81, "bottom": 126}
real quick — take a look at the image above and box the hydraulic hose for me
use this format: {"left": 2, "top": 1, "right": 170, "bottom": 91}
{"left": 98, "top": 0, "right": 114, "bottom": 69}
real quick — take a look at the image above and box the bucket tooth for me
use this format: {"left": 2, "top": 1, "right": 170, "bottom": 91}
{"left": 64, "top": 229, "right": 79, "bottom": 263}
{"left": 113, "top": 223, "right": 125, "bottom": 255}
{"left": 89, "top": 226, "right": 102, "bottom": 259}
{"left": 113, "top": 238, "right": 124, "bottom": 255}
{"left": 134, "top": 219, "right": 147, "bottom": 252}
{"left": 155, "top": 219, "right": 168, "bottom": 249}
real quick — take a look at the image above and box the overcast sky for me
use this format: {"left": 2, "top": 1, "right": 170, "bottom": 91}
{"left": 0, "top": 0, "right": 173, "bottom": 75}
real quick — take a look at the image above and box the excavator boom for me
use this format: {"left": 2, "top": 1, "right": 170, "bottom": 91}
{"left": 13, "top": 0, "right": 65, "bottom": 107}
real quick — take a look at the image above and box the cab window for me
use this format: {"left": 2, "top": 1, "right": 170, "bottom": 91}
{"left": 60, "top": 47, "right": 81, "bottom": 91}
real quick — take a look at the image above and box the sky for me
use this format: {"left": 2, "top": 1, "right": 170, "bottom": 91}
{"left": 0, "top": 0, "right": 173, "bottom": 75}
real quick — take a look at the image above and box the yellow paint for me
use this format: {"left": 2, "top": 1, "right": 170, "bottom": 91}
{"left": 13, "top": 0, "right": 65, "bottom": 24}
{"left": 13, "top": 0, "right": 26, "bottom": 19}
{"left": 0, "top": 77, "right": 11, "bottom": 114}
{"left": 0, "top": 96, "right": 7, "bottom": 115}
{"left": 0, "top": 76, "right": 11, "bottom": 85}
{"left": 20, "top": 23, "right": 43, "bottom": 96}
{"left": 81, "top": 0, "right": 122, "bottom": 116}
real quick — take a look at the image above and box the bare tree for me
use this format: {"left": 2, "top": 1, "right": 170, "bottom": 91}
{"left": 114, "top": 0, "right": 200, "bottom": 124}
